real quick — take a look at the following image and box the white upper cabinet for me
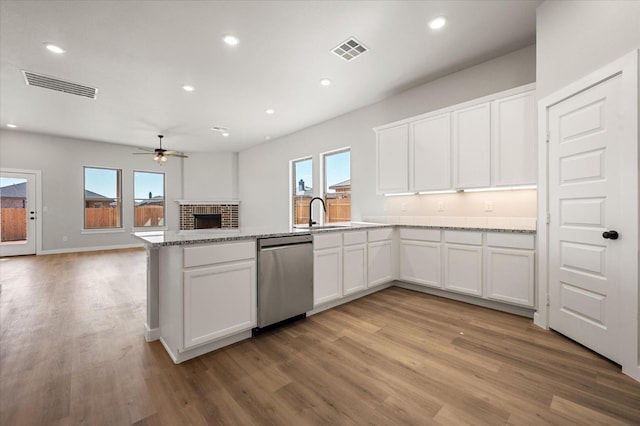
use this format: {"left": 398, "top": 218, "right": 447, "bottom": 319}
{"left": 491, "top": 91, "right": 537, "bottom": 186}
{"left": 411, "top": 113, "right": 451, "bottom": 192}
{"left": 374, "top": 84, "right": 536, "bottom": 194}
{"left": 376, "top": 124, "right": 409, "bottom": 194}
{"left": 453, "top": 102, "right": 491, "bottom": 189}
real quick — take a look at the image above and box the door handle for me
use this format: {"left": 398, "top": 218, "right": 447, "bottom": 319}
{"left": 602, "top": 230, "right": 619, "bottom": 240}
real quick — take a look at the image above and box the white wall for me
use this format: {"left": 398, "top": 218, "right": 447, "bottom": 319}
{"left": 182, "top": 152, "right": 238, "bottom": 200}
{"left": 536, "top": 0, "right": 640, "bottom": 99}
{"left": 0, "top": 130, "right": 237, "bottom": 252}
{"left": 239, "top": 45, "right": 536, "bottom": 229}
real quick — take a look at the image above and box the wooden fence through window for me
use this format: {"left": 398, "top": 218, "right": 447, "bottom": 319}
{"left": 1, "top": 208, "right": 27, "bottom": 242}
{"left": 294, "top": 195, "right": 351, "bottom": 225}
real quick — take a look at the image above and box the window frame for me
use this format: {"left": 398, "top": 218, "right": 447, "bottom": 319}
{"left": 83, "top": 166, "right": 123, "bottom": 230}
{"left": 133, "top": 170, "right": 167, "bottom": 230}
{"left": 290, "top": 156, "right": 313, "bottom": 228}
{"left": 321, "top": 147, "right": 351, "bottom": 224}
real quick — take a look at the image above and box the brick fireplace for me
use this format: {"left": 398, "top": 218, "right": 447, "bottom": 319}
{"left": 178, "top": 202, "right": 239, "bottom": 230}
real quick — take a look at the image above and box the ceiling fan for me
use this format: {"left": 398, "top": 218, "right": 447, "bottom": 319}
{"left": 134, "top": 134, "right": 188, "bottom": 163}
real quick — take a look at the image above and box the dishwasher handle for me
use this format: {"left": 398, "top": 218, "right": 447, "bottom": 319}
{"left": 258, "top": 234, "right": 312, "bottom": 250}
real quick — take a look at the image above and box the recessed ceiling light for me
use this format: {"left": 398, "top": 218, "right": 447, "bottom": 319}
{"left": 43, "top": 42, "right": 65, "bottom": 54}
{"left": 265, "top": 136, "right": 271, "bottom": 140}
{"left": 428, "top": 16, "right": 447, "bottom": 30}
{"left": 223, "top": 35, "right": 239, "bottom": 46}
{"left": 182, "top": 85, "right": 195, "bottom": 92}
{"left": 320, "top": 78, "right": 332, "bottom": 86}
{"left": 265, "top": 108, "right": 275, "bottom": 115}
{"left": 6, "top": 123, "right": 17, "bottom": 128}
{"left": 221, "top": 132, "right": 230, "bottom": 137}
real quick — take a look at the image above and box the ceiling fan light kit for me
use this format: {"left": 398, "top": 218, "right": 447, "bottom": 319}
{"left": 134, "top": 134, "right": 188, "bottom": 164}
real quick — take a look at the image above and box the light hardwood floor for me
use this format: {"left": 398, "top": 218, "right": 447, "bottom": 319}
{"left": 1, "top": 248, "right": 639, "bottom": 425}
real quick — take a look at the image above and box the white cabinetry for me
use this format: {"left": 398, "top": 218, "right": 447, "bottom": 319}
{"left": 443, "top": 231, "right": 483, "bottom": 296}
{"left": 374, "top": 84, "right": 536, "bottom": 194}
{"left": 183, "top": 260, "right": 256, "bottom": 348}
{"left": 159, "top": 240, "right": 257, "bottom": 363}
{"left": 411, "top": 113, "right": 451, "bottom": 191}
{"left": 399, "top": 228, "right": 441, "bottom": 288}
{"left": 492, "top": 91, "right": 537, "bottom": 186}
{"left": 367, "top": 228, "right": 394, "bottom": 287}
{"left": 313, "top": 233, "right": 343, "bottom": 306}
{"left": 485, "top": 233, "right": 535, "bottom": 307}
{"left": 376, "top": 124, "right": 409, "bottom": 194}
{"left": 453, "top": 103, "right": 491, "bottom": 189}
{"left": 342, "top": 231, "right": 368, "bottom": 296}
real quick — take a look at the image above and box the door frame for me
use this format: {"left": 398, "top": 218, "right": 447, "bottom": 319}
{"left": 536, "top": 50, "right": 639, "bottom": 381}
{"left": 0, "top": 168, "right": 43, "bottom": 255}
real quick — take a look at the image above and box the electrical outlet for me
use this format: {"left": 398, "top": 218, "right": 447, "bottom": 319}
{"left": 437, "top": 201, "right": 444, "bottom": 212}
{"left": 485, "top": 200, "right": 493, "bottom": 212}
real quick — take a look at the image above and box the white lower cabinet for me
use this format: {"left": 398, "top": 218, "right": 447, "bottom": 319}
{"left": 367, "top": 228, "right": 394, "bottom": 287}
{"left": 343, "top": 231, "right": 368, "bottom": 296}
{"left": 485, "top": 233, "right": 535, "bottom": 307}
{"left": 313, "top": 233, "right": 343, "bottom": 306}
{"left": 183, "top": 260, "right": 256, "bottom": 349}
{"left": 399, "top": 228, "right": 442, "bottom": 288}
{"left": 443, "top": 244, "right": 483, "bottom": 296}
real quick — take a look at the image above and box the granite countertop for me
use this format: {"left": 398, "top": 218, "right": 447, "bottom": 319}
{"left": 133, "top": 222, "right": 535, "bottom": 247}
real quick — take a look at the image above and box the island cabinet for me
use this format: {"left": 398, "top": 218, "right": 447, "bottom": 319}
{"left": 484, "top": 232, "right": 535, "bottom": 307}
{"left": 399, "top": 228, "right": 442, "bottom": 288}
{"left": 159, "top": 240, "right": 256, "bottom": 363}
{"left": 367, "top": 228, "right": 394, "bottom": 287}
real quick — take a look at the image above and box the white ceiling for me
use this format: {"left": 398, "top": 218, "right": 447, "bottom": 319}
{"left": 0, "top": 1, "right": 540, "bottom": 154}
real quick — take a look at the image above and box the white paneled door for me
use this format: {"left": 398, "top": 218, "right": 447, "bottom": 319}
{"left": 0, "top": 171, "right": 37, "bottom": 257}
{"left": 547, "top": 71, "right": 629, "bottom": 364}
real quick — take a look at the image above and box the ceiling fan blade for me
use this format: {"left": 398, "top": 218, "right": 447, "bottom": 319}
{"left": 132, "top": 152, "right": 152, "bottom": 155}
{"left": 137, "top": 147, "right": 155, "bottom": 152}
{"left": 165, "top": 152, "right": 189, "bottom": 158}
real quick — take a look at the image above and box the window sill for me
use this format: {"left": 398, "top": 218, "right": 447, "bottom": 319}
{"left": 132, "top": 226, "right": 168, "bottom": 232}
{"left": 81, "top": 228, "right": 126, "bottom": 235}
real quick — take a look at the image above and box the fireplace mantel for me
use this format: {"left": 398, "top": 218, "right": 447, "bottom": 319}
{"left": 175, "top": 200, "right": 240, "bottom": 205}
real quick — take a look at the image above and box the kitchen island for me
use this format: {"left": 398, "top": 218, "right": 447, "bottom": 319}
{"left": 134, "top": 222, "right": 535, "bottom": 363}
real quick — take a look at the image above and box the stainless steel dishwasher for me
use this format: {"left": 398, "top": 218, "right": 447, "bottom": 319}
{"left": 255, "top": 234, "right": 313, "bottom": 333}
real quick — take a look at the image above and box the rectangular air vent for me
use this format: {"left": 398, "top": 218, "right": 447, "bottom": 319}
{"left": 22, "top": 70, "right": 98, "bottom": 99}
{"left": 332, "top": 37, "right": 368, "bottom": 62}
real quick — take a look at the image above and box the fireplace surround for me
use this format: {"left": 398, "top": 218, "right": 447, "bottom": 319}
{"left": 178, "top": 201, "right": 239, "bottom": 230}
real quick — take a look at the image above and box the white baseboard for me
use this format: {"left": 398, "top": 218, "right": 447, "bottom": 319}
{"left": 38, "top": 243, "right": 144, "bottom": 255}
{"left": 145, "top": 323, "right": 160, "bottom": 342}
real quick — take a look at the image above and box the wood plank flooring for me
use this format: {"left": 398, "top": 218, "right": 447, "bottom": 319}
{"left": 1, "top": 248, "right": 639, "bottom": 425}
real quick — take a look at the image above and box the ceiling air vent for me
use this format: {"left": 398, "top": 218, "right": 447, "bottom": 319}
{"left": 332, "top": 37, "right": 368, "bottom": 62}
{"left": 22, "top": 70, "right": 98, "bottom": 99}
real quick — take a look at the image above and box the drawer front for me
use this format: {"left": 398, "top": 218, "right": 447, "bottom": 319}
{"left": 184, "top": 241, "right": 256, "bottom": 268}
{"left": 444, "top": 230, "right": 482, "bottom": 245}
{"left": 343, "top": 231, "right": 367, "bottom": 246}
{"left": 399, "top": 228, "right": 441, "bottom": 242}
{"left": 314, "top": 232, "right": 343, "bottom": 250}
{"left": 368, "top": 228, "right": 393, "bottom": 242}
{"left": 486, "top": 232, "right": 535, "bottom": 250}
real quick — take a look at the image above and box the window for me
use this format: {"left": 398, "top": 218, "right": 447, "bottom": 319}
{"left": 323, "top": 148, "right": 351, "bottom": 223}
{"left": 134, "top": 171, "right": 165, "bottom": 228}
{"left": 291, "top": 157, "right": 312, "bottom": 226}
{"left": 84, "top": 167, "right": 122, "bottom": 229}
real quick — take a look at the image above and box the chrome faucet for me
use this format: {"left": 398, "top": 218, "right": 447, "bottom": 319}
{"left": 308, "top": 197, "right": 326, "bottom": 227}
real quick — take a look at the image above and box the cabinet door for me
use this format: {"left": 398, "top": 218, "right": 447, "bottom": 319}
{"left": 411, "top": 113, "right": 451, "bottom": 191}
{"left": 314, "top": 248, "right": 343, "bottom": 306}
{"left": 453, "top": 103, "right": 491, "bottom": 189}
{"left": 343, "top": 244, "right": 367, "bottom": 296}
{"left": 485, "top": 248, "right": 534, "bottom": 307}
{"left": 183, "top": 261, "right": 256, "bottom": 349}
{"left": 368, "top": 241, "right": 393, "bottom": 287}
{"left": 492, "top": 91, "right": 536, "bottom": 186}
{"left": 376, "top": 124, "right": 409, "bottom": 194}
{"left": 444, "top": 244, "right": 482, "bottom": 296}
{"left": 400, "top": 240, "right": 441, "bottom": 288}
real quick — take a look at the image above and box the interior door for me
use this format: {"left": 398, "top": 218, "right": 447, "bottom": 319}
{"left": 0, "top": 171, "right": 37, "bottom": 256}
{"left": 547, "top": 72, "right": 627, "bottom": 364}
